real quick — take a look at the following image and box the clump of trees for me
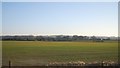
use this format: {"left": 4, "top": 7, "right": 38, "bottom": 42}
{"left": 0, "top": 35, "right": 114, "bottom": 41}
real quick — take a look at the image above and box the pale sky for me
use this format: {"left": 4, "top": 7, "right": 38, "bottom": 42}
{"left": 2, "top": 2, "right": 118, "bottom": 36}
{"left": 1, "top": 0, "right": 120, "bottom": 2}
{"left": 0, "top": 2, "right": 2, "bottom": 36}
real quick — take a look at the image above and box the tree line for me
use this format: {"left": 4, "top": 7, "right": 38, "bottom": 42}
{"left": 0, "top": 35, "right": 113, "bottom": 41}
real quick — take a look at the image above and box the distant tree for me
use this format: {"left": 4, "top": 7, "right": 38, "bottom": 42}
{"left": 91, "top": 36, "right": 97, "bottom": 41}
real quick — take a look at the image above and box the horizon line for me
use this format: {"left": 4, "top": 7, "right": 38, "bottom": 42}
{"left": 1, "top": 34, "right": 118, "bottom": 37}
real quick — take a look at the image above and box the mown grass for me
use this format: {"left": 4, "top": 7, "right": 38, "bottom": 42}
{"left": 2, "top": 41, "right": 118, "bottom": 66}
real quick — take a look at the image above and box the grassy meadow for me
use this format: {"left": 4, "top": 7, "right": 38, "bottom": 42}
{"left": 0, "top": 41, "right": 2, "bottom": 67}
{"left": 2, "top": 41, "right": 118, "bottom": 66}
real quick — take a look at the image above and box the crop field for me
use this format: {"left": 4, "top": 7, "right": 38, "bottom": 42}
{"left": 2, "top": 41, "right": 118, "bottom": 66}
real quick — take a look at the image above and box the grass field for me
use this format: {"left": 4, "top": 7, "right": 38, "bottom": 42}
{"left": 0, "top": 41, "right": 2, "bottom": 67}
{"left": 2, "top": 41, "right": 118, "bottom": 66}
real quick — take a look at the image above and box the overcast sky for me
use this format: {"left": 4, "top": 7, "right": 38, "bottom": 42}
{"left": 2, "top": 2, "right": 118, "bottom": 36}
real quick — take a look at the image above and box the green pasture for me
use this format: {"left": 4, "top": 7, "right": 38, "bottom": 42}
{"left": 2, "top": 41, "right": 118, "bottom": 66}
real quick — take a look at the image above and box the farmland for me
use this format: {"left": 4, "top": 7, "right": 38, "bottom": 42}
{"left": 2, "top": 41, "right": 118, "bottom": 66}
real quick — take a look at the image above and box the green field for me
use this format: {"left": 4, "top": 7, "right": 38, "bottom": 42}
{"left": 2, "top": 41, "right": 118, "bottom": 66}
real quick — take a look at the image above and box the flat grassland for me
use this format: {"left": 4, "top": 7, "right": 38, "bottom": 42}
{"left": 2, "top": 41, "right": 118, "bottom": 66}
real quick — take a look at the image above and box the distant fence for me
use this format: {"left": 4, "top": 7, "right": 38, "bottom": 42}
{"left": 1, "top": 60, "right": 119, "bottom": 68}
{"left": 1, "top": 66, "right": 119, "bottom": 68}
